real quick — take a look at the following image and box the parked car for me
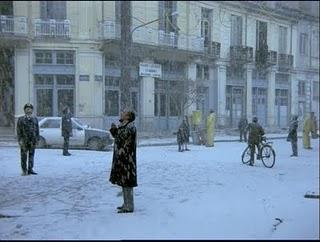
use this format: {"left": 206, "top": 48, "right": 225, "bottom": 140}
{"left": 37, "top": 117, "right": 113, "bottom": 151}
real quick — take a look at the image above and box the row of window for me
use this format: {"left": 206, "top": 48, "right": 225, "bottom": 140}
{"left": 35, "top": 75, "right": 319, "bottom": 119}
{"left": 35, "top": 50, "right": 74, "bottom": 64}
{"left": 31, "top": 1, "right": 320, "bottom": 57}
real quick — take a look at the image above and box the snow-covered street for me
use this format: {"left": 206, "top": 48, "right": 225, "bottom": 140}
{"left": 0, "top": 138, "right": 319, "bottom": 239}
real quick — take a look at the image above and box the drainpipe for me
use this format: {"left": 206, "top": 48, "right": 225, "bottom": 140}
{"left": 244, "top": 13, "right": 248, "bottom": 117}
{"left": 290, "top": 23, "right": 292, "bottom": 54}
{"left": 245, "top": 14, "right": 247, "bottom": 46}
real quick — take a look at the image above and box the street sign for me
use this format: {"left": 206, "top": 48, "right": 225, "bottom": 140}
{"left": 139, "top": 63, "right": 162, "bottom": 78}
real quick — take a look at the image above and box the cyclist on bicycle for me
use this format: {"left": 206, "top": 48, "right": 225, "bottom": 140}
{"left": 247, "top": 117, "right": 265, "bottom": 166}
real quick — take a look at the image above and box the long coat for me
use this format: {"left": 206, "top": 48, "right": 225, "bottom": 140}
{"left": 206, "top": 113, "right": 216, "bottom": 146}
{"left": 247, "top": 122, "right": 265, "bottom": 145}
{"left": 17, "top": 115, "right": 39, "bottom": 145}
{"left": 61, "top": 113, "right": 73, "bottom": 138}
{"left": 109, "top": 121, "right": 137, "bottom": 187}
{"left": 181, "top": 119, "right": 190, "bottom": 143}
{"left": 238, "top": 117, "right": 248, "bottom": 131}
{"left": 288, "top": 119, "right": 298, "bottom": 142}
{"left": 303, "top": 117, "right": 313, "bottom": 148}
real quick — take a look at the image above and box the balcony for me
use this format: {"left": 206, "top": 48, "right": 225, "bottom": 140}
{"left": 0, "top": 15, "right": 27, "bottom": 37}
{"left": 99, "top": 20, "right": 205, "bottom": 53}
{"left": 267, "top": 50, "right": 277, "bottom": 65}
{"left": 178, "top": 33, "right": 204, "bottom": 52}
{"left": 230, "top": 45, "right": 253, "bottom": 64}
{"left": 209, "top": 41, "right": 221, "bottom": 58}
{"left": 158, "top": 30, "right": 178, "bottom": 48}
{"left": 255, "top": 49, "right": 277, "bottom": 68}
{"left": 278, "top": 53, "right": 293, "bottom": 69}
{"left": 34, "top": 19, "right": 71, "bottom": 39}
{"left": 98, "top": 20, "right": 120, "bottom": 40}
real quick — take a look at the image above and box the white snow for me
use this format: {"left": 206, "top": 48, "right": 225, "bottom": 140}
{"left": 0, "top": 138, "right": 319, "bottom": 239}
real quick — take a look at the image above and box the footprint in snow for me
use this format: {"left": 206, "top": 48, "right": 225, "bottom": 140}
{"left": 179, "top": 198, "right": 188, "bottom": 203}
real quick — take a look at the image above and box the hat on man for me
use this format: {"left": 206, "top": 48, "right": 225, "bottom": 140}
{"left": 24, "top": 103, "right": 33, "bottom": 110}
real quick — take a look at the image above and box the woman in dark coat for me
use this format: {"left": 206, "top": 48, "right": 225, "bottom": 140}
{"left": 109, "top": 110, "right": 137, "bottom": 213}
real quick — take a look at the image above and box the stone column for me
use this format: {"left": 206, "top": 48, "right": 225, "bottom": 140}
{"left": 267, "top": 66, "right": 277, "bottom": 128}
{"left": 290, "top": 71, "right": 298, "bottom": 116}
{"left": 186, "top": 62, "right": 197, "bottom": 115}
{"left": 216, "top": 62, "right": 227, "bottom": 127}
{"left": 140, "top": 60, "right": 155, "bottom": 132}
{"left": 246, "top": 64, "right": 254, "bottom": 122}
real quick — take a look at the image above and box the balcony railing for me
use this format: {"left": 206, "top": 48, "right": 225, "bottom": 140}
{"left": 230, "top": 45, "right": 253, "bottom": 63}
{"left": 0, "top": 15, "right": 27, "bottom": 36}
{"left": 267, "top": 50, "right": 277, "bottom": 65}
{"left": 99, "top": 21, "right": 204, "bottom": 53}
{"left": 209, "top": 41, "right": 221, "bottom": 58}
{"left": 98, "top": 20, "right": 120, "bottom": 40}
{"left": 34, "top": 19, "right": 71, "bottom": 39}
{"left": 158, "top": 30, "right": 178, "bottom": 48}
{"left": 278, "top": 53, "right": 293, "bottom": 69}
{"left": 177, "top": 33, "right": 204, "bottom": 52}
{"left": 255, "top": 49, "right": 277, "bottom": 67}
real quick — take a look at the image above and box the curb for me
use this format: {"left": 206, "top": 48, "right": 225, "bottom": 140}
{"left": 0, "top": 136, "right": 304, "bottom": 149}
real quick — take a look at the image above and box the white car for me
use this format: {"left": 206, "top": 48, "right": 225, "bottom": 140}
{"left": 38, "top": 117, "right": 113, "bottom": 151}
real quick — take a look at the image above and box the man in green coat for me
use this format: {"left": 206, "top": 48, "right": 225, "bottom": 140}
{"left": 206, "top": 110, "right": 216, "bottom": 147}
{"left": 247, "top": 117, "right": 265, "bottom": 166}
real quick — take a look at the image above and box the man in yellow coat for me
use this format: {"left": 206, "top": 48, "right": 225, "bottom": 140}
{"left": 303, "top": 112, "right": 314, "bottom": 149}
{"left": 206, "top": 110, "right": 216, "bottom": 147}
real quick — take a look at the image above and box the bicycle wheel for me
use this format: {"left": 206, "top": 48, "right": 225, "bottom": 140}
{"left": 261, "top": 144, "right": 275, "bottom": 168}
{"left": 241, "top": 146, "right": 251, "bottom": 164}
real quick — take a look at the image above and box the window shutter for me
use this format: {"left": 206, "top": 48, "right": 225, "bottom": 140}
{"left": 231, "top": 15, "right": 236, "bottom": 46}
{"left": 172, "top": 1, "right": 177, "bottom": 32}
{"left": 238, "top": 16, "right": 242, "bottom": 46}
{"left": 40, "top": 1, "right": 48, "bottom": 19}
{"left": 159, "top": 1, "right": 164, "bottom": 31}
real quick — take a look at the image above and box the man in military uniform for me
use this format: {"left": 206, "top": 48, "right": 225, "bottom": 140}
{"left": 287, "top": 115, "right": 298, "bottom": 157}
{"left": 247, "top": 117, "right": 265, "bottom": 166}
{"left": 61, "top": 106, "right": 73, "bottom": 156}
{"left": 182, "top": 115, "right": 190, "bottom": 151}
{"left": 16, "top": 103, "right": 39, "bottom": 175}
{"left": 238, "top": 115, "right": 248, "bottom": 142}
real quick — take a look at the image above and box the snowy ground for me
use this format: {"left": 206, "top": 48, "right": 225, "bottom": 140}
{"left": 0, "top": 138, "right": 319, "bottom": 239}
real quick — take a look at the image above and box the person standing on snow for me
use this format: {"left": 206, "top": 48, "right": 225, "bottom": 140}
{"left": 246, "top": 117, "right": 265, "bottom": 166}
{"left": 206, "top": 110, "right": 216, "bottom": 147}
{"left": 303, "top": 112, "right": 314, "bottom": 149}
{"left": 109, "top": 110, "right": 137, "bottom": 213}
{"left": 311, "top": 114, "right": 318, "bottom": 139}
{"left": 16, "top": 103, "right": 39, "bottom": 175}
{"left": 238, "top": 115, "right": 248, "bottom": 142}
{"left": 182, "top": 115, "right": 190, "bottom": 151}
{"left": 61, "top": 106, "right": 73, "bottom": 156}
{"left": 176, "top": 125, "right": 184, "bottom": 152}
{"left": 287, "top": 115, "right": 298, "bottom": 157}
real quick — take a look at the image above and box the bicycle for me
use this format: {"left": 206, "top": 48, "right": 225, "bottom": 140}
{"left": 241, "top": 136, "right": 276, "bottom": 168}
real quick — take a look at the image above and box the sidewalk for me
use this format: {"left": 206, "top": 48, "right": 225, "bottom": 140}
{"left": 137, "top": 132, "right": 303, "bottom": 147}
{"left": 0, "top": 132, "right": 303, "bottom": 148}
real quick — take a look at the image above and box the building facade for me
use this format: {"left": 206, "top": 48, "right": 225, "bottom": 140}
{"left": 0, "top": 1, "right": 319, "bottom": 133}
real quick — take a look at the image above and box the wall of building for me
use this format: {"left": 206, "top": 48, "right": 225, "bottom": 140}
{"left": 8, "top": 1, "right": 319, "bottom": 132}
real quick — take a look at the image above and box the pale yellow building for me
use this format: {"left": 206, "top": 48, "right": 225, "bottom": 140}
{"left": 0, "top": 1, "right": 319, "bottom": 133}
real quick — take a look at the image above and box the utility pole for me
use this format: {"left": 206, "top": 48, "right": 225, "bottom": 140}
{"left": 120, "top": 1, "right": 132, "bottom": 111}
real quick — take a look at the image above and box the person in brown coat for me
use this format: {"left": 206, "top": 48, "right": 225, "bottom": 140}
{"left": 109, "top": 110, "right": 137, "bottom": 213}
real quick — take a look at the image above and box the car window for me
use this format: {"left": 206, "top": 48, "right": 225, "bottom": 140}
{"left": 72, "top": 120, "right": 80, "bottom": 129}
{"left": 41, "top": 119, "right": 60, "bottom": 128}
{"left": 73, "top": 118, "right": 84, "bottom": 127}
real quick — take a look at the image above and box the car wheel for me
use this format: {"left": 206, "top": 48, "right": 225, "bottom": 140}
{"left": 87, "top": 137, "right": 102, "bottom": 150}
{"left": 37, "top": 136, "right": 46, "bottom": 148}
